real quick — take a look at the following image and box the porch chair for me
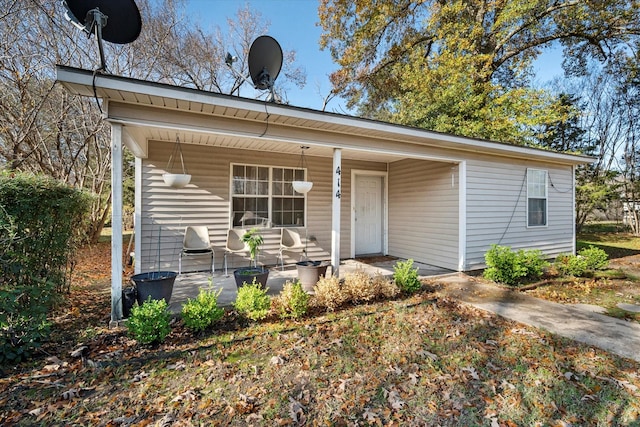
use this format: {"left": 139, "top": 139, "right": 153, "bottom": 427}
{"left": 224, "top": 228, "right": 248, "bottom": 276}
{"left": 277, "top": 228, "right": 306, "bottom": 270}
{"left": 178, "top": 226, "right": 214, "bottom": 276}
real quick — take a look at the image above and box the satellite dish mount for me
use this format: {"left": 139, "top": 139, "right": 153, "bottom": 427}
{"left": 84, "top": 8, "right": 109, "bottom": 71}
{"left": 62, "top": 0, "right": 142, "bottom": 72}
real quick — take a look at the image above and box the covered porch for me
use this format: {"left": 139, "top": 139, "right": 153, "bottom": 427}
{"left": 56, "top": 66, "right": 468, "bottom": 323}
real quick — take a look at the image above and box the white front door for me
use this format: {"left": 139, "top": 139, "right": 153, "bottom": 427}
{"left": 354, "top": 175, "right": 383, "bottom": 255}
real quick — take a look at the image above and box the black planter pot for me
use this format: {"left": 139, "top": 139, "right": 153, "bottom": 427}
{"left": 122, "top": 286, "right": 137, "bottom": 318}
{"left": 296, "top": 261, "right": 329, "bottom": 292}
{"left": 131, "top": 271, "right": 177, "bottom": 305}
{"left": 233, "top": 267, "right": 269, "bottom": 289}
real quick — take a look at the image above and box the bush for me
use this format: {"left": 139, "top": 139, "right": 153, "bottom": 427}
{"left": 276, "top": 281, "right": 309, "bottom": 319}
{"left": 313, "top": 275, "right": 348, "bottom": 311}
{"left": 393, "top": 259, "right": 421, "bottom": 293}
{"left": 554, "top": 253, "right": 587, "bottom": 277}
{"left": 554, "top": 246, "right": 608, "bottom": 277}
{"left": 483, "top": 245, "right": 548, "bottom": 286}
{"left": 127, "top": 298, "right": 171, "bottom": 344}
{"left": 372, "top": 273, "right": 400, "bottom": 299}
{"left": 181, "top": 287, "right": 225, "bottom": 332}
{"left": 519, "top": 248, "right": 548, "bottom": 279}
{"left": 579, "top": 246, "right": 609, "bottom": 271}
{"left": 343, "top": 271, "right": 379, "bottom": 303}
{"left": 1, "top": 172, "right": 91, "bottom": 363}
{"left": 1, "top": 314, "right": 50, "bottom": 365}
{"left": 234, "top": 280, "right": 271, "bottom": 321}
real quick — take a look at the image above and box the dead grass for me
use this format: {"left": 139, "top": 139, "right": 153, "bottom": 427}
{"left": 2, "top": 237, "right": 640, "bottom": 425}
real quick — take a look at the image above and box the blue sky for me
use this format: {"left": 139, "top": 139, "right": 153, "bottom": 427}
{"left": 186, "top": 0, "right": 564, "bottom": 112}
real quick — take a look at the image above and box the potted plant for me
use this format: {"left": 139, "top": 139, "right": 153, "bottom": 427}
{"left": 233, "top": 227, "right": 269, "bottom": 288}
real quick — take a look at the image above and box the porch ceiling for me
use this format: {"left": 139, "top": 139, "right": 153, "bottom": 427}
{"left": 56, "top": 65, "right": 594, "bottom": 166}
{"left": 121, "top": 122, "right": 412, "bottom": 164}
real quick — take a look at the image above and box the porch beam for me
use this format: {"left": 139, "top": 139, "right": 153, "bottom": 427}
{"left": 110, "top": 123, "right": 124, "bottom": 324}
{"left": 331, "top": 148, "right": 342, "bottom": 276}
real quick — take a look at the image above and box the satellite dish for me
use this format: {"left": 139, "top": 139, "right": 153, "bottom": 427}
{"left": 248, "top": 35, "right": 283, "bottom": 91}
{"left": 62, "top": 0, "right": 142, "bottom": 70}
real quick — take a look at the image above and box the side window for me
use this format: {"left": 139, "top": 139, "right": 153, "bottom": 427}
{"left": 527, "top": 169, "right": 547, "bottom": 227}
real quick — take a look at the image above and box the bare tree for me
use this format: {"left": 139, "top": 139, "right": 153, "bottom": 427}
{"left": 0, "top": 0, "right": 306, "bottom": 242}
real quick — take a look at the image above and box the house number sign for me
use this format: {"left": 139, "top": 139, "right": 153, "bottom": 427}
{"left": 335, "top": 166, "right": 341, "bottom": 199}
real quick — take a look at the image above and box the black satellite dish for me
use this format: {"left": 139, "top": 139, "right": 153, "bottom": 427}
{"left": 248, "top": 35, "right": 283, "bottom": 92}
{"left": 62, "top": 0, "right": 142, "bottom": 70}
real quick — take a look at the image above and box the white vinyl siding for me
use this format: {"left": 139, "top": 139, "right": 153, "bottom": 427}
{"left": 137, "top": 142, "right": 387, "bottom": 272}
{"left": 137, "top": 141, "right": 576, "bottom": 274}
{"left": 388, "top": 159, "right": 459, "bottom": 271}
{"left": 464, "top": 155, "right": 574, "bottom": 270}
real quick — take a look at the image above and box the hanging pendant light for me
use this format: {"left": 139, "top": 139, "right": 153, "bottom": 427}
{"left": 162, "top": 134, "right": 191, "bottom": 188}
{"left": 292, "top": 146, "right": 313, "bottom": 194}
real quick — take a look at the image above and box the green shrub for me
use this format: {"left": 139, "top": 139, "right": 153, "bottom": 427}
{"left": 276, "top": 281, "right": 309, "bottom": 319}
{"left": 181, "top": 287, "right": 225, "bottom": 332}
{"left": 1, "top": 172, "right": 91, "bottom": 363}
{"left": 393, "top": 259, "right": 422, "bottom": 293}
{"left": 578, "top": 246, "right": 609, "bottom": 271}
{"left": 1, "top": 314, "right": 50, "bottom": 364}
{"left": 313, "top": 275, "right": 348, "bottom": 311}
{"left": 554, "top": 253, "right": 587, "bottom": 277}
{"left": 519, "top": 248, "right": 548, "bottom": 279}
{"left": 554, "top": 247, "right": 608, "bottom": 277}
{"left": 234, "top": 280, "right": 271, "bottom": 321}
{"left": 127, "top": 298, "right": 171, "bottom": 344}
{"left": 483, "top": 245, "right": 548, "bottom": 286}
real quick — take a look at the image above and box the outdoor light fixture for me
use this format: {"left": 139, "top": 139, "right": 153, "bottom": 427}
{"left": 292, "top": 146, "right": 313, "bottom": 194}
{"left": 162, "top": 135, "right": 191, "bottom": 188}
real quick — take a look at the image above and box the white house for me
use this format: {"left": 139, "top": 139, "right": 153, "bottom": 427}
{"left": 56, "top": 65, "right": 593, "bottom": 321}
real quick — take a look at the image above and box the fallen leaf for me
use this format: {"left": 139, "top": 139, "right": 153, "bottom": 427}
{"left": 61, "top": 388, "right": 79, "bottom": 400}
{"left": 70, "top": 346, "right": 88, "bottom": 358}
{"left": 289, "top": 396, "right": 305, "bottom": 423}
{"left": 270, "top": 356, "right": 285, "bottom": 365}
{"left": 362, "top": 407, "right": 378, "bottom": 422}
{"left": 463, "top": 366, "right": 480, "bottom": 380}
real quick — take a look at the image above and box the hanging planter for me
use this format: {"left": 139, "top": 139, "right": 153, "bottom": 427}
{"left": 163, "top": 134, "right": 191, "bottom": 188}
{"left": 162, "top": 173, "right": 191, "bottom": 188}
{"left": 292, "top": 146, "right": 312, "bottom": 194}
{"left": 292, "top": 180, "right": 313, "bottom": 193}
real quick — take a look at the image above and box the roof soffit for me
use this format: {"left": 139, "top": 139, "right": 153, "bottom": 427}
{"left": 56, "top": 65, "right": 593, "bottom": 166}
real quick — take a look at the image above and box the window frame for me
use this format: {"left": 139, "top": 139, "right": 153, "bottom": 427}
{"left": 230, "top": 162, "right": 308, "bottom": 229}
{"left": 526, "top": 168, "right": 548, "bottom": 228}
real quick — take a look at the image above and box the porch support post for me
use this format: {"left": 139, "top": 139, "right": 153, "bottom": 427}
{"left": 110, "top": 123, "right": 124, "bottom": 324}
{"left": 331, "top": 148, "right": 342, "bottom": 276}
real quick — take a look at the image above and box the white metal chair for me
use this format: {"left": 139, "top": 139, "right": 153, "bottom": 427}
{"left": 277, "top": 228, "right": 306, "bottom": 270}
{"left": 178, "top": 226, "right": 214, "bottom": 275}
{"left": 224, "top": 228, "right": 249, "bottom": 276}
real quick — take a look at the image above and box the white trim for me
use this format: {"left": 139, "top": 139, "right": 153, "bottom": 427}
{"left": 350, "top": 169, "right": 388, "bottom": 258}
{"left": 57, "top": 65, "right": 593, "bottom": 166}
{"left": 572, "top": 165, "right": 576, "bottom": 254}
{"left": 134, "top": 156, "right": 142, "bottom": 274}
{"left": 106, "top": 116, "right": 461, "bottom": 165}
{"left": 110, "top": 124, "right": 124, "bottom": 322}
{"left": 331, "top": 149, "right": 342, "bottom": 276}
{"left": 458, "top": 161, "right": 467, "bottom": 272}
{"left": 228, "top": 162, "right": 308, "bottom": 228}
{"left": 526, "top": 168, "right": 549, "bottom": 228}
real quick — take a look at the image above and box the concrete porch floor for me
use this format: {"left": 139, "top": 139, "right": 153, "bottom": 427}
{"left": 168, "top": 259, "right": 453, "bottom": 313}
